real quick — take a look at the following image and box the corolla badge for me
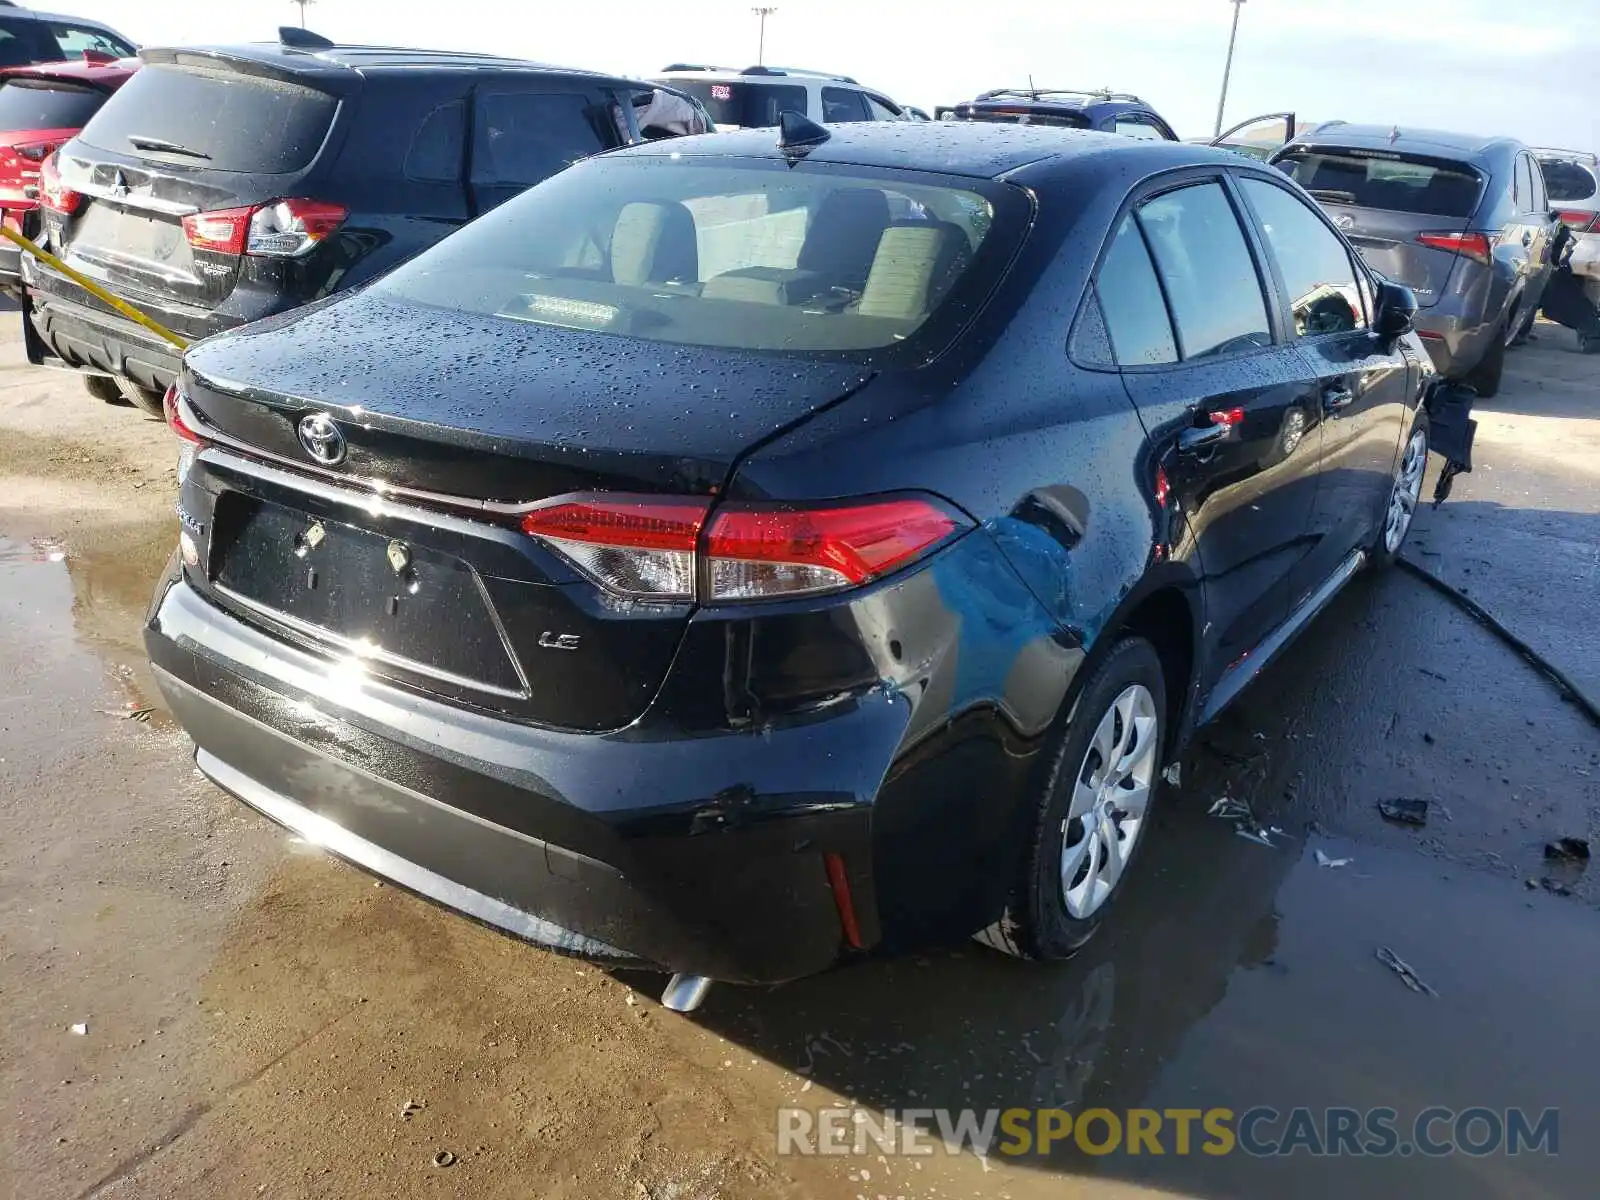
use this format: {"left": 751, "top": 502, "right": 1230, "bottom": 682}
{"left": 297, "top": 412, "right": 346, "bottom": 465}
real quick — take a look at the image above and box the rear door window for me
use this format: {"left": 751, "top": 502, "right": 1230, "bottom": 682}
{"left": 77, "top": 64, "right": 336, "bottom": 172}
{"left": 671, "top": 81, "right": 807, "bottom": 128}
{"left": 1240, "top": 177, "right": 1368, "bottom": 337}
{"left": 0, "top": 17, "right": 133, "bottom": 67}
{"left": 1136, "top": 182, "right": 1272, "bottom": 360}
{"left": 404, "top": 100, "right": 466, "bottom": 183}
{"left": 1275, "top": 148, "right": 1484, "bottom": 218}
{"left": 471, "top": 91, "right": 606, "bottom": 188}
{"left": 46, "top": 23, "right": 133, "bottom": 58}
{"left": 864, "top": 94, "right": 901, "bottom": 121}
{"left": 1094, "top": 217, "right": 1178, "bottom": 365}
{"left": 1114, "top": 114, "right": 1164, "bottom": 141}
{"left": 821, "top": 87, "right": 869, "bottom": 122}
{"left": 0, "top": 79, "right": 105, "bottom": 130}
{"left": 1514, "top": 155, "right": 1532, "bottom": 212}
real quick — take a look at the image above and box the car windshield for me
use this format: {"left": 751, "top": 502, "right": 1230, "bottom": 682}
{"left": 1539, "top": 158, "right": 1597, "bottom": 204}
{"left": 373, "top": 155, "right": 1025, "bottom": 358}
{"left": 667, "top": 80, "right": 807, "bottom": 129}
{"left": 1276, "top": 148, "right": 1484, "bottom": 218}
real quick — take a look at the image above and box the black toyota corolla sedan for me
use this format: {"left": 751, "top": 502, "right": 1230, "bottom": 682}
{"left": 147, "top": 119, "right": 1438, "bottom": 1010}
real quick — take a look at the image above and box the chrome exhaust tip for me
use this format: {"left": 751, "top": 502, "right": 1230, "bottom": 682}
{"left": 660, "top": 973, "right": 714, "bottom": 1012}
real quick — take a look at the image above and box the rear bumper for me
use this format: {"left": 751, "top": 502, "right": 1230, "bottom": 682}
{"left": 1569, "top": 233, "right": 1600, "bottom": 281}
{"left": 146, "top": 568, "right": 906, "bottom": 985}
{"left": 24, "top": 288, "right": 182, "bottom": 390}
{"left": 1413, "top": 307, "right": 1496, "bottom": 379}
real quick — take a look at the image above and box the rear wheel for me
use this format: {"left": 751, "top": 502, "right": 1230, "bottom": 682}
{"left": 976, "top": 637, "right": 1166, "bottom": 961}
{"left": 83, "top": 375, "right": 126, "bottom": 405}
{"left": 1464, "top": 326, "right": 1506, "bottom": 398}
{"left": 1369, "top": 418, "right": 1429, "bottom": 570}
{"left": 115, "top": 379, "right": 166, "bottom": 418}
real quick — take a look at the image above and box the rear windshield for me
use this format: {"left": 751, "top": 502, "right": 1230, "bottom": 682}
{"left": 77, "top": 63, "right": 336, "bottom": 173}
{"left": 668, "top": 80, "right": 807, "bottom": 128}
{"left": 373, "top": 155, "right": 1025, "bottom": 359}
{"left": 1275, "top": 148, "right": 1483, "bottom": 218}
{"left": 0, "top": 17, "right": 133, "bottom": 67}
{"left": 0, "top": 78, "right": 105, "bottom": 130}
{"left": 959, "top": 105, "right": 1088, "bottom": 130}
{"left": 1539, "top": 158, "right": 1597, "bottom": 203}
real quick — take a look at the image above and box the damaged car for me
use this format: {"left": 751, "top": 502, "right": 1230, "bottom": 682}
{"left": 147, "top": 119, "right": 1444, "bottom": 1009}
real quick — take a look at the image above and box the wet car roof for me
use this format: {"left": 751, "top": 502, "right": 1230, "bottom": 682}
{"left": 614, "top": 120, "right": 1234, "bottom": 180}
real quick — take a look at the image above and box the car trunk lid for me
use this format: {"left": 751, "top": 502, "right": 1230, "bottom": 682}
{"left": 1276, "top": 144, "right": 1485, "bottom": 308}
{"left": 180, "top": 292, "right": 874, "bottom": 731}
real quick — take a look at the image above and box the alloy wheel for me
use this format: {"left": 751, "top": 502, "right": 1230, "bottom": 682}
{"left": 1384, "top": 429, "right": 1428, "bottom": 553}
{"left": 1060, "top": 684, "right": 1159, "bottom": 920}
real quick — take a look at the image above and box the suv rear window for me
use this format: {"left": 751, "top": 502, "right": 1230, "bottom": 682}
{"left": 375, "top": 155, "right": 1026, "bottom": 358}
{"left": 77, "top": 64, "right": 337, "bottom": 173}
{"left": 959, "top": 105, "right": 1088, "bottom": 129}
{"left": 670, "top": 81, "right": 807, "bottom": 128}
{"left": 1539, "top": 158, "right": 1597, "bottom": 204}
{"left": 0, "top": 79, "right": 105, "bottom": 130}
{"left": 1275, "top": 148, "right": 1483, "bottom": 218}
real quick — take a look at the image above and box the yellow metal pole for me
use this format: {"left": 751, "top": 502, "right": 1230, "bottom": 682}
{"left": 0, "top": 224, "right": 189, "bottom": 350}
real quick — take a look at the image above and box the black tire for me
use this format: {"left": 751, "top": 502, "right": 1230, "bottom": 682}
{"left": 1367, "top": 414, "right": 1429, "bottom": 571}
{"left": 83, "top": 374, "right": 126, "bottom": 405}
{"left": 115, "top": 378, "right": 166, "bottom": 418}
{"left": 1464, "top": 327, "right": 1505, "bottom": 398}
{"left": 975, "top": 637, "right": 1166, "bottom": 961}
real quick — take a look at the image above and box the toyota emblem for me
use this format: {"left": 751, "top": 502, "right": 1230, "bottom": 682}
{"left": 297, "top": 412, "right": 346, "bottom": 465}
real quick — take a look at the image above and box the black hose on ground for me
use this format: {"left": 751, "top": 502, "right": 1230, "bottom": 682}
{"left": 1398, "top": 555, "right": 1600, "bottom": 729}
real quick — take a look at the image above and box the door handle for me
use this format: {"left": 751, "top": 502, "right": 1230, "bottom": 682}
{"left": 1178, "top": 423, "right": 1228, "bottom": 454}
{"left": 1322, "top": 384, "right": 1355, "bottom": 412}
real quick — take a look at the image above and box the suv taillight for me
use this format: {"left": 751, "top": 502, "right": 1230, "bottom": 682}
{"left": 14, "top": 140, "right": 60, "bottom": 165}
{"left": 1416, "top": 230, "right": 1492, "bottom": 265}
{"left": 519, "top": 493, "right": 969, "bottom": 603}
{"left": 39, "top": 152, "right": 82, "bottom": 215}
{"left": 181, "top": 198, "right": 347, "bottom": 258}
{"left": 1556, "top": 209, "right": 1599, "bottom": 233}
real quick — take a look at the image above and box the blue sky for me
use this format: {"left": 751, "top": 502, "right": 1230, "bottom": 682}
{"left": 87, "top": 0, "right": 1599, "bottom": 149}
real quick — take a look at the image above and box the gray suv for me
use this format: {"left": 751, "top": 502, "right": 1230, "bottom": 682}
{"left": 1272, "top": 125, "right": 1558, "bottom": 396}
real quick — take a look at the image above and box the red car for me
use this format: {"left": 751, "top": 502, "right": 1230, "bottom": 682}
{"left": 0, "top": 52, "right": 137, "bottom": 293}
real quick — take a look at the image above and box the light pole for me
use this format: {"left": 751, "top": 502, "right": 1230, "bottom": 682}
{"left": 1213, "top": 0, "right": 1246, "bottom": 137}
{"left": 752, "top": 6, "right": 777, "bottom": 66}
{"left": 290, "top": 0, "right": 314, "bottom": 28}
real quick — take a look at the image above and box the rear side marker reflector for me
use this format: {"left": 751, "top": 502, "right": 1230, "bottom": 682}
{"left": 823, "top": 852, "right": 865, "bottom": 950}
{"left": 519, "top": 492, "right": 969, "bottom": 603}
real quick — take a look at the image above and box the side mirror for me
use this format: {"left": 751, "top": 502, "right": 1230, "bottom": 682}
{"left": 1373, "top": 280, "right": 1417, "bottom": 341}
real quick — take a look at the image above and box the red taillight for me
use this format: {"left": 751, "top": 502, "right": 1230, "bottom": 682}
{"left": 704, "top": 497, "right": 963, "bottom": 601}
{"left": 520, "top": 492, "right": 968, "bottom": 603}
{"left": 39, "top": 152, "right": 82, "bottom": 215}
{"left": 1154, "top": 466, "right": 1171, "bottom": 508}
{"left": 1207, "top": 406, "right": 1246, "bottom": 429}
{"left": 1556, "top": 209, "right": 1599, "bottom": 233}
{"left": 182, "top": 198, "right": 348, "bottom": 258}
{"left": 521, "top": 494, "right": 709, "bottom": 600}
{"left": 163, "top": 384, "right": 202, "bottom": 444}
{"left": 1417, "top": 230, "right": 1492, "bottom": 266}
{"left": 182, "top": 206, "right": 252, "bottom": 255}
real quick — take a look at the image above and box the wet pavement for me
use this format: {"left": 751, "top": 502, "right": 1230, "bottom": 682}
{"left": 0, "top": 324, "right": 1596, "bottom": 1199}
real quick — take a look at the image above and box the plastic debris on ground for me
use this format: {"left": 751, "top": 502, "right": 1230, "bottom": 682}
{"left": 67, "top": 1023, "right": 88, "bottom": 1036}
{"left": 1375, "top": 946, "right": 1438, "bottom": 997}
{"left": 1377, "top": 797, "right": 1430, "bottom": 827}
{"left": 1209, "top": 794, "right": 1285, "bottom": 847}
{"left": 1544, "top": 837, "right": 1591, "bottom": 863}
{"left": 1314, "top": 849, "right": 1353, "bottom": 868}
